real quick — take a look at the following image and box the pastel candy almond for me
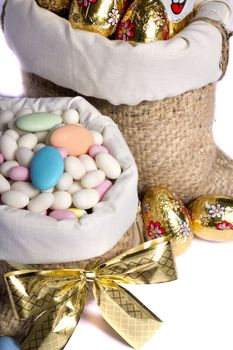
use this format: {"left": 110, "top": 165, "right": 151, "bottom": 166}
{"left": 88, "top": 144, "right": 109, "bottom": 158}
{"left": 28, "top": 193, "right": 54, "bottom": 213}
{"left": 33, "top": 143, "right": 46, "bottom": 152}
{"left": 64, "top": 156, "right": 86, "bottom": 180}
{"left": 81, "top": 170, "right": 105, "bottom": 189}
{"left": 50, "top": 191, "right": 72, "bottom": 210}
{"left": 16, "top": 147, "right": 34, "bottom": 167}
{"left": 62, "top": 109, "right": 80, "bottom": 124}
{"left": 72, "top": 189, "right": 100, "bottom": 210}
{"left": 0, "top": 153, "right": 4, "bottom": 164}
{"left": 68, "top": 207, "right": 87, "bottom": 219}
{"left": 16, "top": 112, "right": 62, "bottom": 132}
{"left": 30, "top": 146, "right": 64, "bottom": 190}
{"left": 9, "top": 166, "right": 29, "bottom": 181}
{"left": 56, "top": 172, "right": 73, "bottom": 191}
{"left": 49, "top": 209, "right": 76, "bottom": 221}
{"left": 5, "top": 129, "right": 20, "bottom": 141}
{"left": 11, "top": 181, "right": 39, "bottom": 199}
{"left": 79, "top": 154, "right": 97, "bottom": 172}
{"left": 94, "top": 180, "right": 113, "bottom": 200}
{"left": 0, "top": 110, "right": 14, "bottom": 129}
{"left": 95, "top": 152, "right": 121, "bottom": 180}
{"left": 0, "top": 174, "right": 10, "bottom": 194}
{"left": 56, "top": 147, "right": 68, "bottom": 159}
{"left": 0, "top": 134, "right": 18, "bottom": 160}
{"left": 1, "top": 190, "right": 29, "bottom": 209}
{"left": 67, "top": 181, "right": 82, "bottom": 195}
{"left": 50, "top": 125, "right": 94, "bottom": 156}
{"left": 0, "top": 160, "right": 19, "bottom": 177}
{"left": 89, "top": 130, "right": 103, "bottom": 145}
{"left": 18, "top": 133, "right": 38, "bottom": 150}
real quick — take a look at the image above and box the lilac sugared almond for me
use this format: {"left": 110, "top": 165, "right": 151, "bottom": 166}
{"left": 9, "top": 166, "right": 29, "bottom": 181}
{"left": 49, "top": 209, "right": 76, "bottom": 221}
{"left": 95, "top": 180, "right": 113, "bottom": 200}
{"left": 88, "top": 144, "right": 109, "bottom": 158}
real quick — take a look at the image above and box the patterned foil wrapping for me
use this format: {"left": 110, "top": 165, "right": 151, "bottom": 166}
{"left": 142, "top": 187, "right": 193, "bottom": 256}
{"left": 115, "top": 0, "right": 170, "bottom": 43}
{"left": 160, "top": 0, "right": 195, "bottom": 37}
{"left": 36, "top": 0, "right": 72, "bottom": 16}
{"left": 189, "top": 195, "right": 233, "bottom": 242}
{"left": 69, "top": 0, "right": 126, "bottom": 37}
{"left": 4, "top": 238, "right": 177, "bottom": 350}
{"left": 169, "top": 11, "right": 194, "bottom": 37}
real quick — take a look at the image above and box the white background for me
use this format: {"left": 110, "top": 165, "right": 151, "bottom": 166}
{"left": 1, "top": 2, "right": 233, "bottom": 350}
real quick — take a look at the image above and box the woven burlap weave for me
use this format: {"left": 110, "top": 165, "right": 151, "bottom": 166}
{"left": 22, "top": 78, "right": 233, "bottom": 202}
{"left": 0, "top": 212, "right": 143, "bottom": 339}
{"left": 20, "top": 19, "right": 232, "bottom": 203}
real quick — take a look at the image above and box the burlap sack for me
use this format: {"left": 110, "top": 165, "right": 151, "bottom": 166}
{"left": 0, "top": 96, "right": 143, "bottom": 338}
{"left": 3, "top": 2, "right": 232, "bottom": 202}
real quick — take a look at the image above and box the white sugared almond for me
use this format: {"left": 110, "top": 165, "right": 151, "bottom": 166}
{"left": 72, "top": 189, "right": 100, "bottom": 210}
{"left": 16, "top": 147, "right": 34, "bottom": 167}
{"left": 18, "top": 133, "right": 38, "bottom": 150}
{"left": 1, "top": 190, "right": 29, "bottom": 208}
{"left": 90, "top": 130, "right": 103, "bottom": 145}
{"left": 0, "top": 134, "right": 18, "bottom": 160}
{"left": 11, "top": 181, "right": 39, "bottom": 199}
{"left": 64, "top": 156, "right": 86, "bottom": 180}
{"left": 79, "top": 154, "right": 97, "bottom": 172}
{"left": 81, "top": 170, "right": 105, "bottom": 189}
{"left": 50, "top": 191, "right": 72, "bottom": 210}
{"left": 56, "top": 172, "right": 73, "bottom": 191}
{"left": 62, "top": 109, "right": 80, "bottom": 124}
{"left": 0, "top": 174, "right": 10, "bottom": 194}
{"left": 95, "top": 152, "right": 121, "bottom": 180}
{"left": 28, "top": 193, "right": 54, "bottom": 213}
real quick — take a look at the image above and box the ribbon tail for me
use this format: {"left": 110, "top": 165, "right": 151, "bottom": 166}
{"left": 93, "top": 280, "right": 162, "bottom": 350}
{"left": 20, "top": 283, "right": 87, "bottom": 350}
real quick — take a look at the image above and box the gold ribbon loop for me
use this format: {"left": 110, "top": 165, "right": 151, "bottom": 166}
{"left": 4, "top": 237, "right": 177, "bottom": 350}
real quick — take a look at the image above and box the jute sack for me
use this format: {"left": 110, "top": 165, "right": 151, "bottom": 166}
{"left": 0, "top": 96, "right": 142, "bottom": 338}
{"left": 2, "top": 0, "right": 233, "bottom": 203}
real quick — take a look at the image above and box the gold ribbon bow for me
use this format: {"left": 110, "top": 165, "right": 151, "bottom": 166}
{"left": 4, "top": 237, "right": 177, "bottom": 350}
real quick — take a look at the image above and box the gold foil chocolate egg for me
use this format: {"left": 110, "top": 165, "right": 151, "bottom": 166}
{"left": 115, "top": 0, "right": 170, "bottom": 43}
{"left": 164, "top": 0, "right": 195, "bottom": 37}
{"left": 189, "top": 195, "right": 233, "bottom": 242}
{"left": 69, "top": 0, "right": 126, "bottom": 37}
{"left": 142, "top": 187, "right": 193, "bottom": 256}
{"left": 36, "top": 0, "right": 72, "bottom": 16}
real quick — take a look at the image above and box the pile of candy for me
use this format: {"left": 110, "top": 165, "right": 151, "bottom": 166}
{"left": 0, "top": 108, "right": 122, "bottom": 221}
{"left": 36, "top": 0, "right": 196, "bottom": 42}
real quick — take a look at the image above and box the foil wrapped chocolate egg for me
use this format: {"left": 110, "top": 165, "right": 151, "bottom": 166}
{"left": 115, "top": 0, "right": 170, "bottom": 43}
{"left": 142, "top": 187, "right": 193, "bottom": 256}
{"left": 36, "top": 0, "right": 72, "bottom": 17}
{"left": 189, "top": 195, "right": 233, "bottom": 242}
{"left": 69, "top": 0, "right": 126, "bottom": 37}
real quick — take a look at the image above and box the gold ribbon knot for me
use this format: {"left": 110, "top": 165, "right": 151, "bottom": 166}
{"left": 4, "top": 237, "right": 177, "bottom": 350}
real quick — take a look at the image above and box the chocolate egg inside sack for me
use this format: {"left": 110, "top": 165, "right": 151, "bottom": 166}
{"left": 36, "top": 0, "right": 72, "bottom": 17}
{"left": 161, "top": 0, "right": 195, "bottom": 37}
{"left": 189, "top": 195, "right": 233, "bottom": 242}
{"left": 115, "top": 0, "right": 170, "bottom": 43}
{"left": 69, "top": 0, "right": 126, "bottom": 37}
{"left": 142, "top": 187, "right": 193, "bottom": 256}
